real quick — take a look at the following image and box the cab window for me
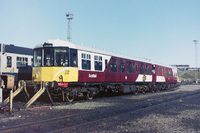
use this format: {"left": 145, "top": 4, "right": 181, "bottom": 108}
{"left": 34, "top": 49, "right": 42, "bottom": 67}
{"left": 44, "top": 48, "right": 54, "bottom": 66}
{"left": 54, "top": 48, "right": 69, "bottom": 66}
{"left": 70, "top": 49, "right": 77, "bottom": 67}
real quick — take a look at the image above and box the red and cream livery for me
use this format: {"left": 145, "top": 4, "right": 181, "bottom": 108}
{"left": 33, "top": 39, "right": 178, "bottom": 101}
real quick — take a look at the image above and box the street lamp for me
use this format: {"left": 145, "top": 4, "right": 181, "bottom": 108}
{"left": 193, "top": 40, "right": 199, "bottom": 83}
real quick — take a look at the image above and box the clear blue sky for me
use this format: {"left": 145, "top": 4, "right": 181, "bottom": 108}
{"left": 1, "top": 0, "right": 200, "bottom": 67}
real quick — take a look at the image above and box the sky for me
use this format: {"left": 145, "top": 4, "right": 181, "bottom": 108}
{"left": 1, "top": 0, "right": 200, "bottom": 67}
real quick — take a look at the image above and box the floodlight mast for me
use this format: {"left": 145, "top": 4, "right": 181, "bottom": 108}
{"left": 193, "top": 40, "right": 199, "bottom": 83}
{"left": 66, "top": 12, "right": 75, "bottom": 42}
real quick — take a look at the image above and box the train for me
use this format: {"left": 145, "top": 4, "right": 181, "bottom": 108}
{"left": 32, "top": 39, "right": 178, "bottom": 102}
{"left": 0, "top": 43, "right": 33, "bottom": 83}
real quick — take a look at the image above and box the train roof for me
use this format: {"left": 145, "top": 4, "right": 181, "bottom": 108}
{"left": 35, "top": 39, "right": 176, "bottom": 69}
{"left": 0, "top": 43, "right": 33, "bottom": 56}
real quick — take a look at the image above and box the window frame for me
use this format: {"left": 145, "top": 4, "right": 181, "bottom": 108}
{"left": 7, "top": 56, "right": 12, "bottom": 68}
{"left": 81, "top": 53, "right": 91, "bottom": 70}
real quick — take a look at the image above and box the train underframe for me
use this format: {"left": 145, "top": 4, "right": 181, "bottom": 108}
{"left": 47, "top": 81, "right": 178, "bottom": 102}
{"left": 1, "top": 80, "right": 178, "bottom": 109}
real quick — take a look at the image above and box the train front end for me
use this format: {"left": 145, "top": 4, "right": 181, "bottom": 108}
{"left": 32, "top": 41, "right": 78, "bottom": 87}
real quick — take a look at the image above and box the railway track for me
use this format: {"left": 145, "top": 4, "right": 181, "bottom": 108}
{"left": 0, "top": 86, "right": 200, "bottom": 133}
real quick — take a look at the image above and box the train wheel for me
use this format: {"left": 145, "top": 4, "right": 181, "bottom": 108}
{"left": 150, "top": 86, "right": 154, "bottom": 92}
{"left": 141, "top": 86, "right": 147, "bottom": 93}
{"left": 86, "top": 90, "right": 94, "bottom": 100}
{"left": 134, "top": 86, "right": 139, "bottom": 94}
{"left": 65, "top": 91, "right": 74, "bottom": 102}
{"left": 153, "top": 86, "right": 159, "bottom": 92}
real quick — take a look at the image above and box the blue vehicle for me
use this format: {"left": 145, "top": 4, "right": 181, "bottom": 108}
{"left": 0, "top": 43, "right": 33, "bottom": 84}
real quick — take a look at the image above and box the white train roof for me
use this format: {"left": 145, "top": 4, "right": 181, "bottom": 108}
{"left": 35, "top": 39, "right": 176, "bottom": 69}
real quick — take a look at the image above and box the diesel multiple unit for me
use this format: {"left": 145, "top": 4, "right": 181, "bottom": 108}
{"left": 32, "top": 39, "right": 178, "bottom": 102}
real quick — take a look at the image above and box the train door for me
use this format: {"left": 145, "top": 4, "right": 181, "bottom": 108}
{"left": 152, "top": 65, "right": 156, "bottom": 82}
{"left": 105, "top": 57, "right": 118, "bottom": 82}
{"left": 118, "top": 59, "right": 126, "bottom": 82}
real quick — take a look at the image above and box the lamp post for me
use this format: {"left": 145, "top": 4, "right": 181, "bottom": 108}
{"left": 193, "top": 40, "right": 199, "bottom": 83}
{"left": 66, "top": 12, "right": 75, "bottom": 42}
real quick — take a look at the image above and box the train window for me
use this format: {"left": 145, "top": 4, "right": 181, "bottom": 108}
{"left": 136, "top": 64, "right": 138, "bottom": 72}
{"left": 120, "top": 60, "right": 125, "bottom": 65}
{"left": 54, "top": 48, "right": 69, "bottom": 66}
{"left": 105, "top": 59, "right": 108, "bottom": 69}
{"left": 44, "top": 48, "right": 54, "bottom": 66}
{"left": 140, "top": 64, "right": 144, "bottom": 74}
{"left": 82, "top": 53, "right": 86, "bottom": 59}
{"left": 127, "top": 66, "right": 132, "bottom": 73}
{"left": 110, "top": 64, "right": 117, "bottom": 72}
{"left": 7, "top": 56, "right": 12, "bottom": 67}
{"left": 82, "top": 53, "right": 91, "bottom": 70}
{"left": 157, "top": 67, "right": 159, "bottom": 75}
{"left": 95, "top": 61, "right": 102, "bottom": 71}
{"left": 162, "top": 68, "right": 164, "bottom": 76}
{"left": 127, "top": 61, "right": 132, "bottom": 73}
{"left": 34, "top": 49, "right": 42, "bottom": 67}
{"left": 152, "top": 65, "right": 155, "bottom": 74}
{"left": 145, "top": 65, "right": 148, "bottom": 74}
{"left": 120, "top": 65, "right": 125, "bottom": 73}
{"left": 70, "top": 49, "right": 78, "bottom": 67}
{"left": 94, "top": 55, "right": 102, "bottom": 71}
{"left": 166, "top": 71, "right": 169, "bottom": 76}
{"left": 132, "top": 65, "right": 135, "bottom": 73}
{"left": 82, "top": 60, "right": 91, "bottom": 70}
{"left": 99, "top": 56, "right": 102, "bottom": 61}
{"left": 94, "top": 55, "right": 98, "bottom": 60}
{"left": 127, "top": 61, "right": 131, "bottom": 66}
{"left": 111, "top": 58, "right": 117, "bottom": 63}
{"left": 17, "top": 57, "right": 28, "bottom": 67}
{"left": 87, "top": 54, "right": 91, "bottom": 59}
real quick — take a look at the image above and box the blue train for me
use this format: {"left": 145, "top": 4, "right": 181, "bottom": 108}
{"left": 0, "top": 43, "right": 33, "bottom": 83}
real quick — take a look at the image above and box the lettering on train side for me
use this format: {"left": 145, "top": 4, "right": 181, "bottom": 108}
{"left": 89, "top": 74, "right": 97, "bottom": 78}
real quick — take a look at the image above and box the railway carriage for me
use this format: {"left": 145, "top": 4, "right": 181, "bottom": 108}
{"left": 32, "top": 39, "right": 178, "bottom": 101}
{"left": 0, "top": 43, "right": 33, "bottom": 83}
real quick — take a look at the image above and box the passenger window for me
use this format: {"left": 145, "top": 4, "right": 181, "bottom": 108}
{"left": 17, "top": 57, "right": 28, "bottom": 67}
{"left": 135, "top": 64, "right": 138, "bottom": 72}
{"left": 105, "top": 59, "right": 108, "bottom": 69}
{"left": 94, "top": 55, "right": 102, "bottom": 71}
{"left": 152, "top": 65, "right": 155, "bottom": 74}
{"left": 157, "top": 67, "right": 159, "bottom": 75}
{"left": 95, "top": 61, "right": 102, "bottom": 71}
{"left": 82, "top": 60, "right": 91, "bottom": 70}
{"left": 120, "top": 65, "right": 125, "bottom": 73}
{"left": 140, "top": 64, "right": 144, "bottom": 74}
{"left": 127, "top": 66, "right": 132, "bottom": 73}
{"left": 145, "top": 65, "right": 148, "bottom": 74}
{"left": 132, "top": 65, "right": 135, "bottom": 73}
{"left": 82, "top": 53, "right": 91, "bottom": 70}
{"left": 127, "top": 61, "right": 132, "bottom": 73}
{"left": 7, "top": 56, "right": 12, "bottom": 67}
{"left": 110, "top": 64, "right": 117, "bottom": 72}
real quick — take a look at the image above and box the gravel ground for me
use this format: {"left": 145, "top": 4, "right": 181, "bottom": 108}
{"left": 0, "top": 85, "right": 200, "bottom": 132}
{"left": 67, "top": 90, "right": 200, "bottom": 133}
